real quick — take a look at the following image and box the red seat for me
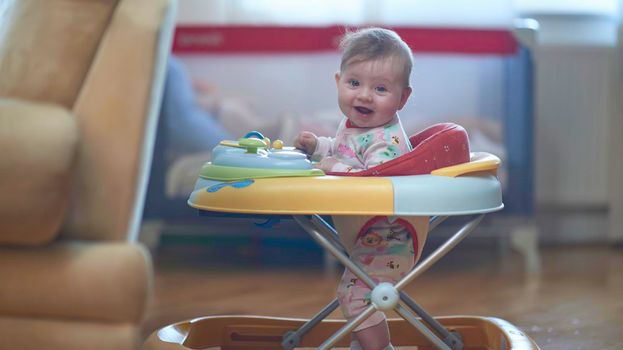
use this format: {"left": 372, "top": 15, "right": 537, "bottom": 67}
{"left": 327, "top": 123, "right": 470, "bottom": 177}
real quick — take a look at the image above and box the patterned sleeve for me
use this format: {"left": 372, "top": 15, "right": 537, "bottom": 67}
{"left": 311, "top": 136, "right": 334, "bottom": 162}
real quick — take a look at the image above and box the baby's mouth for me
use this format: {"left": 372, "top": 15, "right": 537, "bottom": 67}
{"left": 355, "top": 106, "right": 373, "bottom": 115}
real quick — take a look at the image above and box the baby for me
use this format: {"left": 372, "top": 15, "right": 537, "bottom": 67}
{"left": 295, "top": 28, "right": 416, "bottom": 350}
{"left": 295, "top": 27, "right": 412, "bottom": 174}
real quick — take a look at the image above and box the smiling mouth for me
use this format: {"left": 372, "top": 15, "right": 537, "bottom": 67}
{"left": 355, "top": 106, "right": 373, "bottom": 115}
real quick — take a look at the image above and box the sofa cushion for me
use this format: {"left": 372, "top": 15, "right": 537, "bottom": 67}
{"left": 0, "top": 242, "right": 152, "bottom": 323}
{"left": 0, "top": 0, "right": 118, "bottom": 108}
{"left": 0, "top": 99, "right": 77, "bottom": 245}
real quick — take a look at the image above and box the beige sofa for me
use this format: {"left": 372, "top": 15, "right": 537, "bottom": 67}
{"left": 0, "top": 0, "right": 176, "bottom": 349}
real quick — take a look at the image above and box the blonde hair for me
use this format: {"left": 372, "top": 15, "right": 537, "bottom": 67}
{"left": 339, "top": 27, "right": 413, "bottom": 86}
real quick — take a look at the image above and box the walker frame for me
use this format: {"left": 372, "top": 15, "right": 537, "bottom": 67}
{"left": 144, "top": 131, "right": 539, "bottom": 350}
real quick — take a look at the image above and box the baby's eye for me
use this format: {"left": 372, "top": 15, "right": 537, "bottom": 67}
{"left": 348, "top": 79, "right": 360, "bottom": 87}
{"left": 375, "top": 86, "right": 388, "bottom": 93}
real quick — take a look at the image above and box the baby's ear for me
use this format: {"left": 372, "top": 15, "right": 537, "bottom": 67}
{"left": 334, "top": 72, "right": 341, "bottom": 85}
{"left": 398, "top": 87, "right": 412, "bottom": 110}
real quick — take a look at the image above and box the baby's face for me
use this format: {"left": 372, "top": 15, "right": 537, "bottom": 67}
{"left": 335, "top": 56, "right": 411, "bottom": 128}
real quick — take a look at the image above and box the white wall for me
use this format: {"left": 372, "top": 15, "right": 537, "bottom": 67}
{"left": 533, "top": 45, "right": 616, "bottom": 206}
{"left": 176, "top": 0, "right": 515, "bottom": 27}
{"left": 609, "top": 23, "right": 623, "bottom": 243}
{"left": 517, "top": 7, "right": 620, "bottom": 242}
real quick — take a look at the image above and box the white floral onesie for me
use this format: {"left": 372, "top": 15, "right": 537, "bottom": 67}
{"left": 312, "top": 114, "right": 421, "bottom": 331}
{"left": 311, "top": 114, "right": 412, "bottom": 173}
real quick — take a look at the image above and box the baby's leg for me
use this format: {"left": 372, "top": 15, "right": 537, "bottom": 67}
{"left": 336, "top": 255, "right": 392, "bottom": 349}
{"left": 336, "top": 216, "right": 419, "bottom": 350}
{"left": 353, "top": 320, "right": 391, "bottom": 350}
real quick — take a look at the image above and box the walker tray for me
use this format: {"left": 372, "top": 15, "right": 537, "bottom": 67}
{"left": 188, "top": 131, "right": 504, "bottom": 216}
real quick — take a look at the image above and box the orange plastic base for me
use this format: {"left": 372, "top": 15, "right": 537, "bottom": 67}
{"left": 143, "top": 315, "right": 540, "bottom": 350}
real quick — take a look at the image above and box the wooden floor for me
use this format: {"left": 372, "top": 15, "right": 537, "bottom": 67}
{"left": 144, "top": 243, "right": 623, "bottom": 350}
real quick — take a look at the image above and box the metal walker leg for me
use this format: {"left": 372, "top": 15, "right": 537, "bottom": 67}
{"left": 285, "top": 214, "right": 484, "bottom": 350}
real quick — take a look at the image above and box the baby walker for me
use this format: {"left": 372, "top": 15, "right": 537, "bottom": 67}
{"left": 144, "top": 123, "right": 540, "bottom": 350}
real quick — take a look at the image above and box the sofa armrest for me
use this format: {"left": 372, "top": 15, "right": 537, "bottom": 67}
{"left": 0, "top": 98, "right": 77, "bottom": 245}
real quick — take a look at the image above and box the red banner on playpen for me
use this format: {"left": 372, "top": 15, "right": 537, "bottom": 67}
{"left": 173, "top": 26, "right": 518, "bottom": 55}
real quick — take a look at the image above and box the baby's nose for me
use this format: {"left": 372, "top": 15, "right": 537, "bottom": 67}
{"left": 357, "top": 88, "right": 373, "bottom": 101}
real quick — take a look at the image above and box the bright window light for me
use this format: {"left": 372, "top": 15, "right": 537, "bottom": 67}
{"left": 176, "top": 0, "right": 621, "bottom": 26}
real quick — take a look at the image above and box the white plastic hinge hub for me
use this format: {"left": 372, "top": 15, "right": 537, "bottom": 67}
{"left": 371, "top": 282, "right": 399, "bottom": 311}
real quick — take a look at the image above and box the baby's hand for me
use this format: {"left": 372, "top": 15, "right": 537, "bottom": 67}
{"left": 294, "top": 131, "right": 318, "bottom": 155}
{"left": 316, "top": 156, "right": 338, "bottom": 172}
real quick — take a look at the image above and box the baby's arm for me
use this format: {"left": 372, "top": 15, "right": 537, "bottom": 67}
{"left": 316, "top": 156, "right": 360, "bottom": 173}
{"left": 318, "top": 140, "right": 401, "bottom": 173}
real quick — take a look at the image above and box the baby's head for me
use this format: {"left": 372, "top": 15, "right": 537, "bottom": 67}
{"left": 335, "top": 27, "right": 413, "bottom": 128}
